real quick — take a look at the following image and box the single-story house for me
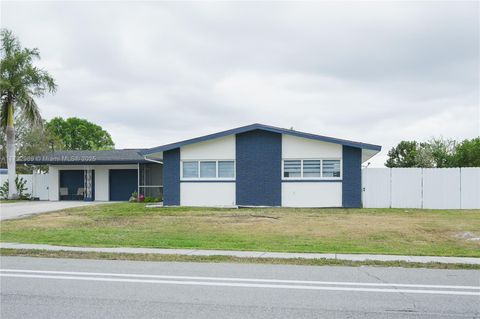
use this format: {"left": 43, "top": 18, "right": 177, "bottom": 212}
{"left": 19, "top": 123, "right": 381, "bottom": 207}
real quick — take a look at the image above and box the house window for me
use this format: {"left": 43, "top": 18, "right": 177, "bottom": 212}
{"left": 181, "top": 160, "right": 235, "bottom": 180}
{"left": 218, "top": 161, "right": 235, "bottom": 178}
{"left": 182, "top": 161, "right": 199, "bottom": 178}
{"left": 303, "top": 160, "right": 321, "bottom": 177}
{"left": 283, "top": 160, "right": 301, "bottom": 178}
{"left": 283, "top": 159, "right": 341, "bottom": 179}
{"left": 322, "top": 160, "right": 341, "bottom": 177}
{"left": 200, "top": 161, "right": 216, "bottom": 178}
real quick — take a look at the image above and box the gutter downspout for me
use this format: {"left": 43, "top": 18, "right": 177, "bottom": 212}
{"left": 143, "top": 156, "right": 163, "bottom": 165}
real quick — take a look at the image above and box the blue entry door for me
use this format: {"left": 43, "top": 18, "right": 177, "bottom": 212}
{"left": 109, "top": 169, "right": 138, "bottom": 201}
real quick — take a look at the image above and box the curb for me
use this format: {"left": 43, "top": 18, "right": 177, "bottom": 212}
{"left": 1, "top": 243, "right": 479, "bottom": 265}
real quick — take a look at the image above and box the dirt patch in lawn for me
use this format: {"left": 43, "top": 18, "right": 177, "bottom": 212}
{"left": 455, "top": 232, "right": 480, "bottom": 242}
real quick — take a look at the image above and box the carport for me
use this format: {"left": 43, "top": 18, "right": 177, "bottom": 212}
{"left": 17, "top": 149, "right": 163, "bottom": 202}
{"left": 59, "top": 169, "right": 95, "bottom": 201}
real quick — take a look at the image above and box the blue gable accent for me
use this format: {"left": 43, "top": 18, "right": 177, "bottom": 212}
{"left": 141, "top": 123, "right": 381, "bottom": 155}
{"left": 342, "top": 146, "right": 362, "bottom": 208}
{"left": 236, "top": 130, "right": 282, "bottom": 206}
{"left": 163, "top": 148, "right": 180, "bottom": 205}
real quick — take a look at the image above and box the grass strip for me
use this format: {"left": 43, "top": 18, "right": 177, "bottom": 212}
{"left": 1, "top": 248, "right": 479, "bottom": 270}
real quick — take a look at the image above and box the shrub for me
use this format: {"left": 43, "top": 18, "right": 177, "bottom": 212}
{"left": 143, "top": 196, "right": 160, "bottom": 203}
{"left": 129, "top": 191, "right": 138, "bottom": 202}
{"left": 0, "top": 177, "right": 30, "bottom": 199}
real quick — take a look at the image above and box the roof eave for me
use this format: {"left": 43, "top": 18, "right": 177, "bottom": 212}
{"left": 17, "top": 160, "right": 151, "bottom": 165}
{"left": 140, "top": 123, "right": 382, "bottom": 155}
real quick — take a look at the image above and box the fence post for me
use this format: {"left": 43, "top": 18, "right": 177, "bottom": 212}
{"left": 389, "top": 168, "right": 392, "bottom": 208}
{"left": 459, "top": 167, "right": 462, "bottom": 209}
{"left": 421, "top": 168, "right": 423, "bottom": 209}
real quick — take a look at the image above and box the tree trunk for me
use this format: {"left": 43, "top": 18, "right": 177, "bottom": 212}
{"left": 6, "top": 103, "right": 18, "bottom": 199}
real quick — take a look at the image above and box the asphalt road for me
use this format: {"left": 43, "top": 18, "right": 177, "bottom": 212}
{"left": 1, "top": 257, "right": 479, "bottom": 318}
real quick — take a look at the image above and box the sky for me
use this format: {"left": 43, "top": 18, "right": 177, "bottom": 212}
{"left": 1, "top": 1, "right": 479, "bottom": 167}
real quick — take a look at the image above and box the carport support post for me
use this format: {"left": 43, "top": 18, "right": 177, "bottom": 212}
{"left": 84, "top": 166, "right": 93, "bottom": 201}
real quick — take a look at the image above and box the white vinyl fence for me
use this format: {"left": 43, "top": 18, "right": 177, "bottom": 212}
{"left": 0, "top": 173, "right": 49, "bottom": 200}
{"left": 362, "top": 168, "right": 480, "bottom": 209}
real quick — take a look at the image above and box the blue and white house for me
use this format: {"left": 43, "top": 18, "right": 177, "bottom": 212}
{"left": 141, "top": 123, "right": 381, "bottom": 208}
{"left": 19, "top": 124, "right": 381, "bottom": 207}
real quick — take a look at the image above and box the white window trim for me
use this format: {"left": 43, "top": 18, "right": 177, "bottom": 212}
{"left": 321, "top": 158, "right": 343, "bottom": 179}
{"left": 181, "top": 160, "right": 236, "bottom": 181}
{"left": 181, "top": 160, "right": 199, "bottom": 179}
{"left": 282, "top": 158, "right": 342, "bottom": 180}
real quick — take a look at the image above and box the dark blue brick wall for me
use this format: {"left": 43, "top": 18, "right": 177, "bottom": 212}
{"left": 342, "top": 145, "right": 362, "bottom": 208}
{"left": 163, "top": 148, "right": 180, "bottom": 205}
{"left": 236, "top": 130, "right": 282, "bottom": 206}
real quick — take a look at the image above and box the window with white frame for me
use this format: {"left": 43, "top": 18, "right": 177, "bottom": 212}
{"left": 303, "top": 160, "right": 321, "bottom": 177}
{"left": 181, "top": 160, "right": 235, "bottom": 179}
{"left": 283, "top": 160, "right": 301, "bottom": 178}
{"left": 283, "top": 159, "right": 341, "bottom": 179}
{"left": 200, "top": 161, "right": 216, "bottom": 178}
{"left": 218, "top": 161, "right": 235, "bottom": 178}
{"left": 182, "top": 161, "right": 198, "bottom": 178}
{"left": 322, "top": 160, "right": 341, "bottom": 177}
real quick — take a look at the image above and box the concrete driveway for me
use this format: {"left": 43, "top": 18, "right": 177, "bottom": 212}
{"left": 0, "top": 201, "right": 107, "bottom": 221}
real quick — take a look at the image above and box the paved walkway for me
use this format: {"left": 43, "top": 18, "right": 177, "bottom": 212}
{"left": 0, "top": 201, "right": 109, "bottom": 221}
{"left": 1, "top": 243, "right": 479, "bottom": 265}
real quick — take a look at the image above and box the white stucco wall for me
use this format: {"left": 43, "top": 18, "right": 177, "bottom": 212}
{"left": 179, "top": 135, "right": 236, "bottom": 206}
{"left": 282, "top": 182, "right": 342, "bottom": 207}
{"left": 281, "top": 134, "right": 343, "bottom": 207}
{"left": 282, "top": 134, "right": 342, "bottom": 159}
{"left": 180, "top": 182, "right": 236, "bottom": 206}
{"left": 48, "top": 164, "right": 137, "bottom": 201}
{"left": 180, "top": 135, "right": 235, "bottom": 160}
{"left": 94, "top": 167, "right": 109, "bottom": 201}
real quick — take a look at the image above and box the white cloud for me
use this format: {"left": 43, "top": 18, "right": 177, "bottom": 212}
{"left": 2, "top": 1, "right": 478, "bottom": 167}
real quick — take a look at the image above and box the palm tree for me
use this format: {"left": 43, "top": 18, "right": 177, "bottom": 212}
{"left": 0, "top": 29, "right": 57, "bottom": 198}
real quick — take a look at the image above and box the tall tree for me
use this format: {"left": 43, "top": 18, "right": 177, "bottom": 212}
{"left": 385, "top": 141, "right": 419, "bottom": 168}
{"left": 46, "top": 117, "right": 114, "bottom": 150}
{"left": 385, "top": 137, "right": 479, "bottom": 168}
{"left": 0, "top": 116, "right": 62, "bottom": 173}
{"left": 427, "top": 138, "right": 456, "bottom": 168}
{"left": 415, "top": 142, "right": 435, "bottom": 168}
{"left": 0, "top": 111, "right": 28, "bottom": 169}
{"left": 452, "top": 137, "right": 480, "bottom": 167}
{"left": 0, "top": 29, "right": 57, "bottom": 198}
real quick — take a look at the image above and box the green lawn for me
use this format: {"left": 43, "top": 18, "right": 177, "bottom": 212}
{"left": 1, "top": 203, "right": 479, "bottom": 257}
